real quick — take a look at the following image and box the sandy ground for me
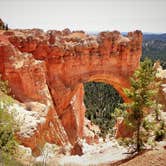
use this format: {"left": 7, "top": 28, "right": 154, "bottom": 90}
{"left": 47, "top": 140, "right": 129, "bottom": 166}
{"left": 121, "top": 148, "right": 166, "bottom": 166}
{"left": 17, "top": 140, "right": 166, "bottom": 166}
{"left": 46, "top": 140, "right": 166, "bottom": 166}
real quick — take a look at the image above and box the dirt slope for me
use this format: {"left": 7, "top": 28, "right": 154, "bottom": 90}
{"left": 120, "top": 148, "right": 166, "bottom": 166}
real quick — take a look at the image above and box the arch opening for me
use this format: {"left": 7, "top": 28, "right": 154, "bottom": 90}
{"left": 83, "top": 82, "right": 124, "bottom": 137}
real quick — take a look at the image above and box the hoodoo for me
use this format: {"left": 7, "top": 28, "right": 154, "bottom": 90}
{"left": 0, "top": 29, "right": 142, "bottom": 154}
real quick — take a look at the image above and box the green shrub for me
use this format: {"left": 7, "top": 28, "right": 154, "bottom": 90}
{"left": 0, "top": 77, "right": 19, "bottom": 165}
{"left": 155, "top": 130, "right": 165, "bottom": 141}
{"left": 155, "top": 121, "right": 166, "bottom": 141}
{"left": 0, "top": 75, "right": 10, "bottom": 94}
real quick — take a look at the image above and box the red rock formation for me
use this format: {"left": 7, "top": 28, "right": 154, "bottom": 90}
{"left": 0, "top": 29, "right": 142, "bottom": 154}
{"left": 0, "top": 39, "right": 69, "bottom": 155}
{"left": 71, "top": 141, "right": 83, "bottom": 156}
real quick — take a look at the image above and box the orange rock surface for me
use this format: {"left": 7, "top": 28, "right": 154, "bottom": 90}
{"left": 0, "top": 29, "right": 142, "bottom": 153}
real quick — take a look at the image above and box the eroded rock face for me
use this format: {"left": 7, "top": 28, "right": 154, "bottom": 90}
{"left": 0, "top": 40, "right": 69, "bottom": 155}
{"left": 0, "top": 29, "right": 142, "bottom": 154}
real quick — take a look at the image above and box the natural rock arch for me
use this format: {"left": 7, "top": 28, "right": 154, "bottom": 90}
{"left": 45, "top": 55, "right": 137, "bottom": 144}
{"left": 0, "top": 29, "right": 142, "bottom": 152}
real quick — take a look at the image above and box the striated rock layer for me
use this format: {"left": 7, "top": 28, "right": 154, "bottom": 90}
{"left": 0, "top": 28, "right": 142, "bottom": 154}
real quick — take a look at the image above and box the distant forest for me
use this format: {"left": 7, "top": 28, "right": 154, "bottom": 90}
{"left": 142, "top": 33, "right": 166, "bottom": 69}
{"left": 84, "top": 33, "right": 166, "bottom": 136}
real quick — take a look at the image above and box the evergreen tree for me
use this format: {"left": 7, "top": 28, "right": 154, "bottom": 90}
{"left": 115, "top": 58, "right": 157, "bottom": 152}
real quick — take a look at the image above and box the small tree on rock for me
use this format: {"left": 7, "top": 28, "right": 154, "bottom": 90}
{"left": 115, "top": 58, "right": 158, "bottom": 152}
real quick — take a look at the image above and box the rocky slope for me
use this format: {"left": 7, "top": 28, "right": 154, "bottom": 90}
{"left": 0, "top": 28, "right": 142, "bottom": 154}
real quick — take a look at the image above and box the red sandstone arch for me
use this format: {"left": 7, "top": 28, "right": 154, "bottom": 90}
{"left": 0, "top": 29, "right": 142, "bottom": 151}
{"left": 45, "top": 53, "right": 140, "bottom": 144}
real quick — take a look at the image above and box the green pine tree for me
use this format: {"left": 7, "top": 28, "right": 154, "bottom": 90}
{"left": 115, "top": 58, "right": 158, "bottom": 152}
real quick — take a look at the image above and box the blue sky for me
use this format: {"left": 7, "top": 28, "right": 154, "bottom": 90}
{"left": 0, "top": 0, "right": 166, "bottom": 32}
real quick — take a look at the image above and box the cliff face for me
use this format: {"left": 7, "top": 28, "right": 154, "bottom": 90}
{"left": 0, "top": 29, "right": 142, "bottom": 153}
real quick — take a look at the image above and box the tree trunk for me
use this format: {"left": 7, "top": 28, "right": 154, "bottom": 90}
{"left": 136, "top": 119, "right": 141, "bottom": 152}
